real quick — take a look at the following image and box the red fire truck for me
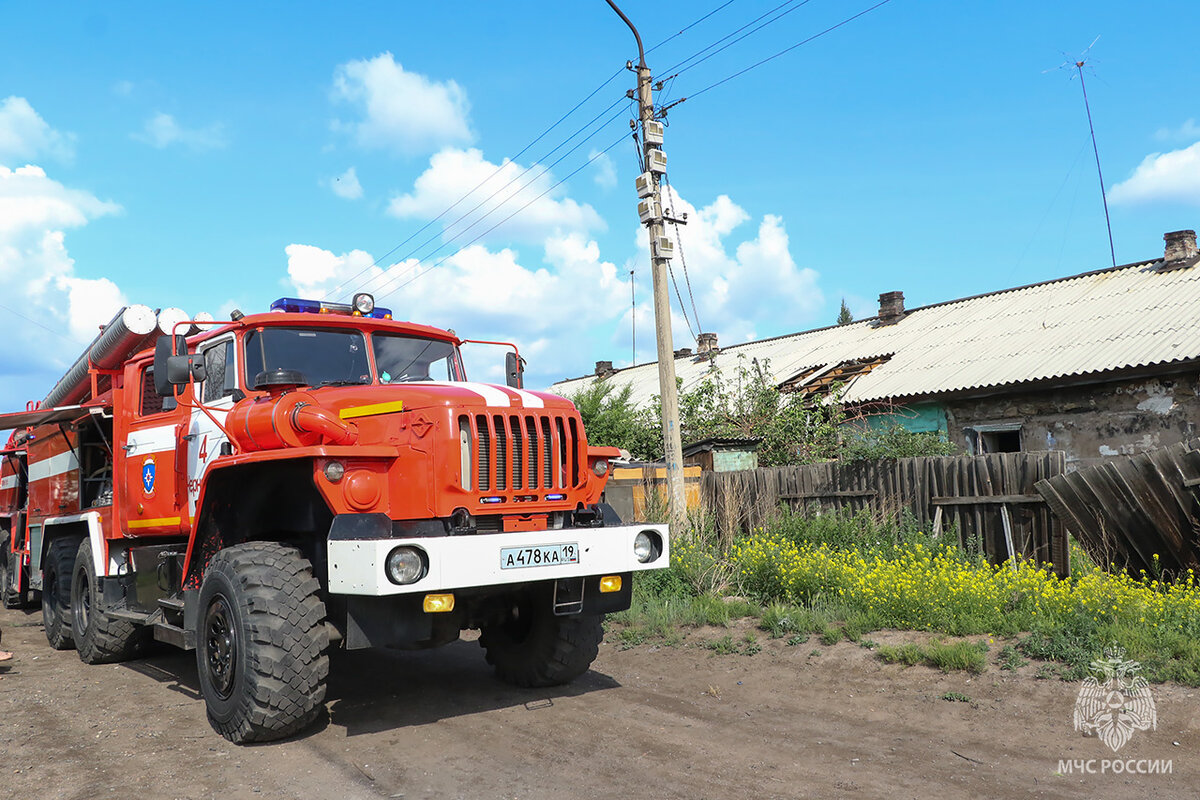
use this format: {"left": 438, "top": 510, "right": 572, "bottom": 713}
{"left": 0, "top": 294, "right": 668, "bottom": 742}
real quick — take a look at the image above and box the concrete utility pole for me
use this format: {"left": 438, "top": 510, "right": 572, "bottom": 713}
{"left": 604, "top": 0, "right": 687, "bottom": 529}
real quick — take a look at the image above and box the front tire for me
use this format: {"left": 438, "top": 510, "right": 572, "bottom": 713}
{"left": 195, "top": 542, "right": 329, "bottom": 744}
{"left": 479, "top": 589, "right": 603, "bottom": 688}
{"left": 71, "top": 538, "right": 147, "bottom": 664}
{"left": 42, "top": 538, "right": 78, "bottom": 650}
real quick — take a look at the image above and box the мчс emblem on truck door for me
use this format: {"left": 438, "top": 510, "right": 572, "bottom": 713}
{"left": 141, "top": 457, "right": 155, "bottom": 496}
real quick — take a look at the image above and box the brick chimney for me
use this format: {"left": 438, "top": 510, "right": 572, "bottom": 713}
{"left": 697, "top": 332, "right": 719, "bottom": 355}
{"left": 877, "top": 291, "right": 905, "bottom": 325}
{"left": 1162, "top": 229, "right": 1199, "bottom": 270}
{"left": 674, "top": 347, "right": 693, "bottom": 358}
{"left": 594, "top": 360, "right": 614, "bottom": 378}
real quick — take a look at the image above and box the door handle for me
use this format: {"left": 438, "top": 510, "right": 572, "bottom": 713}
{"left": 122, "top": 444, "right": 136, "bottom": 452}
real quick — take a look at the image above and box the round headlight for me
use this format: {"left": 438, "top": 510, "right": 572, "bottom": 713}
{"left": 592, "top": 459, "right": 609, "bottom": 477}
{"left": 634, "top": 531, "right": 656, "bottom": 563}
{"left": 385, "top": 546, "right": 426, "bottom": 585}
{"left": 323, "top": 461, "right": 345, "bottom": 482}
{"left": 353, "top": 292, "right": 375, "bottom": 314}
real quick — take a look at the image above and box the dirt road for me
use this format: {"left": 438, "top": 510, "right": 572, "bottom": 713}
{"left": 1, "top": 605, "right": 1196, "bottom": 800}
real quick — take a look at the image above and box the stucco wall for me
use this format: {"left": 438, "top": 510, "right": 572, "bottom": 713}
{"left": 942, "top": 373, "right": 1200, "bottom": 470}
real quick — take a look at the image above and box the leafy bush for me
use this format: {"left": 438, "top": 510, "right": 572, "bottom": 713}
{"left": 566, "top": 380, "right": 661, "bottom": 460}
{"left": 568, "top": 358, "right": 957, "bottom": 468}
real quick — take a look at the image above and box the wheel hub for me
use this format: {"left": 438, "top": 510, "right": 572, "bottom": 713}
{"left": 204, "top": 595, "right": 237, "bottom": 699}
{"left": 73, "top": 567, "right": 90, "bottom": 631}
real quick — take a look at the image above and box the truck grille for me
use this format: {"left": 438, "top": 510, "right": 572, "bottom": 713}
{"left": 460, "top": 413, "right": 581, "bottom": 493}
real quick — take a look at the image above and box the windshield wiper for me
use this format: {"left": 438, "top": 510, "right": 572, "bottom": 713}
{"left": 315, "top": 379, "right": 369, "bottom": 387}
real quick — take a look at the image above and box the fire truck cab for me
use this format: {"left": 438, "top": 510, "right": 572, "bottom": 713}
{"left": 0, "top": 295, "right": 668, "bottom": 743}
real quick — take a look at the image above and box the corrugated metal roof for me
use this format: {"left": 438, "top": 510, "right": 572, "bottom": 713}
{"left": 550, "top": 258, "right": 1200, "bottom": 407}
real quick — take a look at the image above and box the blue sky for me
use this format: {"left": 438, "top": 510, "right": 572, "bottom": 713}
{"left": 1, "top": 0, "right": 1198, "bottom": 406}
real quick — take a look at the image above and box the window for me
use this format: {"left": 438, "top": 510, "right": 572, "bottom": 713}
{"left": 965, "top": 423, "right": 1023, "bottom": 454}
{"left": 140, "top": 367, "right": 177, "bottom": 416}
{"left": 372, "top": 334, "right": 462, "bottom": 383}
{"left": 243, "top": 327, "right": 370, "bottom": 389}
{"left": 202, "top": 340, "right": 237, "bottom": 402}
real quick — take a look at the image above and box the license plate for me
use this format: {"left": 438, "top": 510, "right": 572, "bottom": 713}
{"left": 500, "top": 543, "right": 579, "bottom": 570}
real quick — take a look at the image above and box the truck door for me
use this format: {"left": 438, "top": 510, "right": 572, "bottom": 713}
{"left": 184, "top": 337, "right": 238, "bottom": 517}
{"left": 120, "top": 364, "right": 186, "bottom": 536}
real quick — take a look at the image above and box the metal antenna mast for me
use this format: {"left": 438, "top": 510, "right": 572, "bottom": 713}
{"left": 1075, "top": 59, "right": 1116, "bottom": 269}
{"left": 605, "top": 0, "right": 687, "bottom": 529}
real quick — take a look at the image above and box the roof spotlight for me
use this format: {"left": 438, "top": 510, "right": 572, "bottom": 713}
{"left": 352, "top": 293, "right": 375, "bottom": 315}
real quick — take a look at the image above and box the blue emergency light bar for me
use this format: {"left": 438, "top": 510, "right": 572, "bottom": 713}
{"left": 270, "top": 294, "right": 392, "bottom": 319}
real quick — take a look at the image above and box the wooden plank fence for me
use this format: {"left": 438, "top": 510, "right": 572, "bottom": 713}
{"left": 701, "top": 450, "right": 1070, "bottom": 577}
{"left": 1035, "top": 439, "right": 1200, "bottom": 576}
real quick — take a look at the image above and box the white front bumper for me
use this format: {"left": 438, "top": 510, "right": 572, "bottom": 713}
{"left": 327, "top": 523, "right": 670, "bottom": 596}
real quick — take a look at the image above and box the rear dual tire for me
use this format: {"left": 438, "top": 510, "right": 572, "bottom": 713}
{"left": 71, "top": 538, "right": 148, "bottom": 664}
{"left": 0, "top": 542, "right": 25, "bottom": 609}
{"left": 42, "top": 538, "right": 78, "bottom": 650}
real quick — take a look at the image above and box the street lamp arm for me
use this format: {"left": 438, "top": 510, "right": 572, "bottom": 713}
{"left": 604, "top": 0, "right": 646, "bottom": 68}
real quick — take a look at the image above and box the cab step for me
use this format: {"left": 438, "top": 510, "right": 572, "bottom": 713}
{"left": 152, "top": 620, "right": 195, "bottom": 650}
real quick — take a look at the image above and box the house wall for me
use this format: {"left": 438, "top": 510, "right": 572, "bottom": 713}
{"left": 943, "top": 372, "right": 1200, "bottom": 469}
{"left": 865, "top": 402, "right": 948, "bottom": 434}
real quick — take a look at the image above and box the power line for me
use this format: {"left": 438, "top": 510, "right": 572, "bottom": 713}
{"left": 662, "top": 177, "right": 702, "bottom": 334}
{"left": 0, "top": 302, "right": 86, "bottom": 345}
{"left": 676, "top": 0, "right": 896, "bottom": 105}
{"left": 666, "top": 261, "right": 697, "bottom": 342}
{"left": 322, "top": 69, "right": 627, "bottom": 301}
{"left": 662, "top": 0, "right": 813, "bottom": 76}
{"left": 377, "top": 131, "right": 632, "bottom": 300}
{"left": 390, "top": 97, "right": 626, "bottom": 272}
{"left": 363, "top": 107, "right": 629, "bottom": 298}
{"left": 644, "top": 0, "right": 741, "bottom": 60}
{"left": 327, "top": 0, "right": 748, "bottom": 302}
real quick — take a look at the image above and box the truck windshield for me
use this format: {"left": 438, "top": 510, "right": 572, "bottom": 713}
{"left": 372, "top": 334, "right": 462, "bottom": 383}
{"left": 244, "top": 327, "right": 371, "bottom": 388}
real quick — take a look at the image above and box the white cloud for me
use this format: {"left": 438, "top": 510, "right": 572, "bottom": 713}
{"left": 388, "top": 147, "right": 603, "bottom": 246}
{"left": 331, "top": 53, "right": 472, "bottom": 155}
{"left": 134, "top": 112, "right": 226, "bottom": 151}
{"left": 621, "top": 187, "right": 821, "bottom": 354}
{"left": 283, "top": 231, "right": 630, "bottom": 386}
{"left": 1108, "top": 142, "right": 1200, "bottom": 205}
{"left": 1154, "top": 119, "right": 1200, "bottom": 143}
{"left": 0, "top": 163, "right": 126, "bottom": 405}
{"left": 0, "top": 96, "right": 75, "bottom": 163}
{"left": 0, "top": 165, "right": 120, "bottom": 236}
{"left": 284, "top": 188, "right": 816, "bottom": 388}
{"left": 590, "top": 148, "right": 617, "bottom": 189}
{"left": 327, "top": 166, "right": 363, "bottom": 200}
{"left": 285, "top": 243, "right": 380, "bottom": 299}
{"left": 282, "top": 177, "right": 819, "bottom": 387}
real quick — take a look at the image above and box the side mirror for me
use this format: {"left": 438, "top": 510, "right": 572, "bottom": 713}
{"left": 153, "top": 335, "right": 206, "bottom": 396}
{"left": 505, "top": 351, "right": 525, "bottom": 389}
